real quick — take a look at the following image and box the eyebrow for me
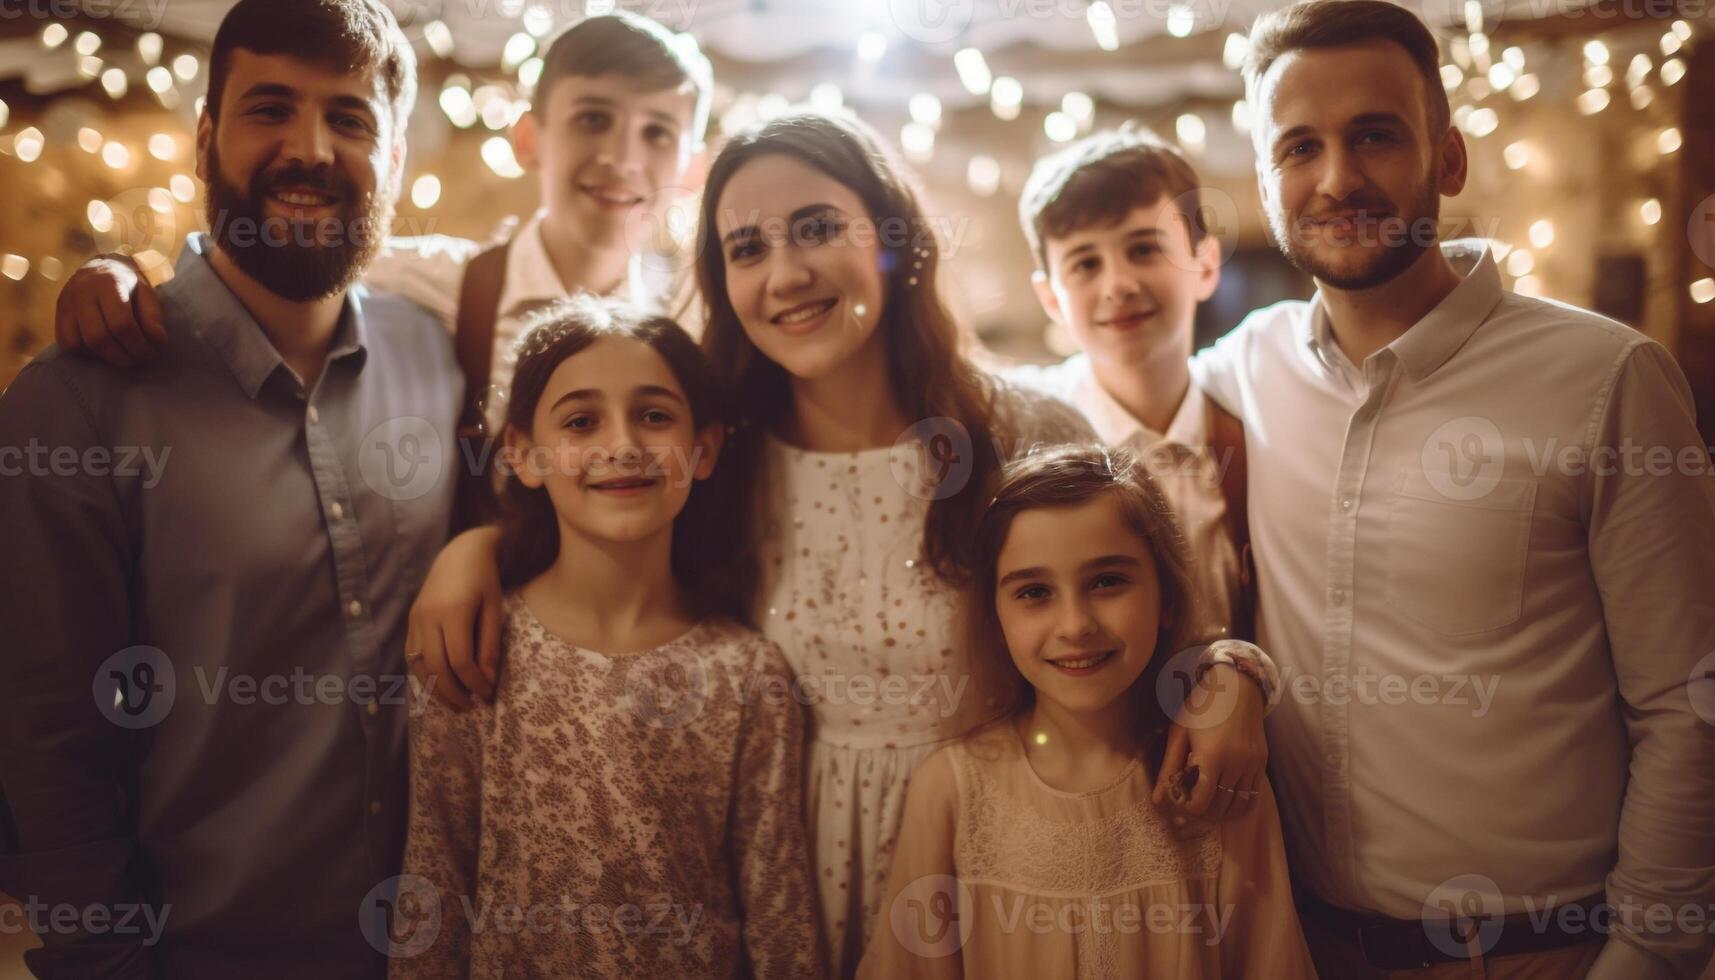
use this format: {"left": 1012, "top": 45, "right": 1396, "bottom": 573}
{"left": 567, "top": 95, "right": 684, "bottom": 130}
{"left": 1060, "top": 228, "right": 1163, "bottom": 263}
{"left": 721, "top": 203, "right": 844, "bottom": 248}
{"left": 996, "top": 554, "right": 1143, "bottom": 586}
{"left": 1271, "top": 111, "right": 1410, "bottom": 153}
{"left": 549, "top": 384, "right": 687, "bottom": 413}
{"left": 236, "top": 82, "right": 378, "bottom": 118}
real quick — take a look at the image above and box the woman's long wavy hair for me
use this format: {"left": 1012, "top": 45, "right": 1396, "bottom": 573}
{"left": 494, "top": 295, "right": 752, "bottom": 623}
{"left": 963, "top": 445, "right": 1199, "bottom": 761}
{"left": 694, "top": 110, "right": 1011, "bottom": 586}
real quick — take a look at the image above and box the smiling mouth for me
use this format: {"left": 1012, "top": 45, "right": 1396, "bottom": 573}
{"left": 580, "top": 185, "right": 643, "bottom": 209}
{"left": 268, "top": 187, "right": 340, "bottom": 209}
{"left": 587, "top": 476, "right": 658, "bottom": 493}
{"left": 1046, "top": 649, "right": 1117, "bottom": 672}
{"left": 1102, "top": 310, "right": 1157, "bottom": 328}
{"left": 772, "top": 298, "right": 837, "bottom": 329}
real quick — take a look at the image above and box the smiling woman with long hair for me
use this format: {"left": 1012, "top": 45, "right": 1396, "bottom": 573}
{"left": 692, "top": 110, "right": 1092, "bottom": 973}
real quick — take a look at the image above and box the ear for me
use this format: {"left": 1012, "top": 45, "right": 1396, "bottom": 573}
{"left": 691, "top": 421, "right": 724, "bottom": 481}
{"left": 503, "top": 424, "right": 544, "bottom": 490}
{"left": 389, "top": 129, "right": 408, "bottom": 199}
{"left": 1191, "top": 233, "right": 1222, "bottom": 303}
{"left": 512, "top": 110, "right": 540, "bottom": 172}
{"left": 1030, "top": 269, "right": 1066, "bottom": 327}
{"left": 1436, "top": 125, "right": 1469, "bottom": 199}
{"left": 195, "top": 108, "right": 213, "bottom": 185}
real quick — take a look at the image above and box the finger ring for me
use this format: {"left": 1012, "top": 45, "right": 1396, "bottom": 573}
{"left": 405, "top": 649, "right": 424, "bottom": 663}
{"left": 1237, "top": 789, "right": 1259, "bottom": 801}
{"left": 1215, "top": 783, "right": 1237, "bottom": 795}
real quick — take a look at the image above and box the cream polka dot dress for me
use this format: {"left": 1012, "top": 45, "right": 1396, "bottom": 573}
{"left": 754, "top": 383, "right": 1092, "bottom": 976}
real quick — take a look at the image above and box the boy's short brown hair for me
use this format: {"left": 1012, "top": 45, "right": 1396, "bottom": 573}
{"left": 1019, "top": 127, "right": 1207, "bottom": 273}
{"left": 1243, "top": 0, "right": 1450, "bottom": 137}
{"left": 534, "top": 12, "right": 713, "bottom": 143}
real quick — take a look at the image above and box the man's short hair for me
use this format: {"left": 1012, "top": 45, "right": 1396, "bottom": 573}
{"left": 207, "top": 0, "right": 416, "bottom": 128}
{"left": 1242, "top": 0, "right": 1450, "bottom": 137}
{"left": 1019, "top": 126, "right": 1207, "bottom": 273}
{"left": 534, "top": 12, "right": 713, "bottom": 144}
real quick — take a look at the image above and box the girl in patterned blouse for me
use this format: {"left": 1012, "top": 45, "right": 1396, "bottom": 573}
{"left": 858, "top": 445, "right": 1314, "bottom": 979}
{"left": 390, "top": 295, "right": 824, "bottom": 978}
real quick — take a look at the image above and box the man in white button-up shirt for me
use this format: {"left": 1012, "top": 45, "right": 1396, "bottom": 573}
{"left": 1191, "top": 2, "right": 1715, "bottom": 977}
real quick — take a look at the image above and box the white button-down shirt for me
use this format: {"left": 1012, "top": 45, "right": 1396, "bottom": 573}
{"left": 1006, "top": 353, "right": 1241, "bottom": 640}
{"left": 1190, "top": 240, "right": 1715, "bottom": 977}
{"left": 364, "top": 211, "right": 688, "bottom": 430}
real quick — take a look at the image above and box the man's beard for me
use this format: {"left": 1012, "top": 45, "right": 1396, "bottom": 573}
{"left": 204, "top": 143, "right": 390, "bottom": 302}
{"left": 1269, "top": 168, "right": 1441, "bottom": 291}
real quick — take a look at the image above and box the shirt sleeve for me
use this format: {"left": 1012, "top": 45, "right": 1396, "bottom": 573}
{"left": 387, "top": 693, "right": 486, "bottom": 978}
{"left": 1214, "top": 777, "right": 1318, "bottom": 979}
{"left": 0, "top": 359, "right": 159, "bottom": 979}
{"left": 1580, "top": 341, "right": 1715, "bottom": 979}
{"left": 730, "top": 640, "right": 828, "bottom": 979}
{"left": 1188, "top": 316, "right": 1254, "bottom": 419}
{"left": 362, "top": 236, "right": 481, "bottom": 334}
{"left": 854, "top": 748, "right": 965, "bottom": 980}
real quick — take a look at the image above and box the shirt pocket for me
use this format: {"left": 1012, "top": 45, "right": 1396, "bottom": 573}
{"left": 1383, "top": 470, "right": 1537, "bottom": 636}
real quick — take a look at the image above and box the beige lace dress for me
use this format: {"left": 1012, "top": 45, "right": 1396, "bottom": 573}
{"left": 856, "top": 722, "right": 1317, "bottom": 980}
{"left": 390, "top": 594, "right": 825, "bottom": 979}
{"left": 754, "top": 382, "right": 1094, "bottom": 975}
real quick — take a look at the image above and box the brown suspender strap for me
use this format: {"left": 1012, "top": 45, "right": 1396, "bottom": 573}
{"left": 1204, "top": 392, "right": 1258, "bottom": 642}
{"left": 450, "top": 240, "right": 512, "bottom": 533}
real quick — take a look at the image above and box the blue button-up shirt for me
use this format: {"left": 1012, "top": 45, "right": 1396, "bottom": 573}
{"left": 0, "top": 234, "right": 462, "bottom": 978}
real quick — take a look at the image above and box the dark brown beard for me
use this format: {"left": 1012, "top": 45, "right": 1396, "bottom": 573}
{"left": 1271, "top": 168, "right": 1442, "bottom": 291}
{"left": 203, "top": 141, "right": 389, "bottom": 302}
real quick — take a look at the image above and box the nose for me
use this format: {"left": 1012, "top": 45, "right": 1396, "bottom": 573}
{"left": 1316, "top": 142, "right": 1367, "bottom": 204}
{"left": 1100, "top": 260, "right": 1143, "bottom": 305}
{"left": 765, "top": 245, "right": 815, "bottom": 298}
{"left": 279, "top": 114, "right": 336, "bottom": 171}
{"left": 1054, "top": 594, "right": 1101, "bottom": 644}
{"left": 593, "top": 116, "right": 641, "bottom": 177}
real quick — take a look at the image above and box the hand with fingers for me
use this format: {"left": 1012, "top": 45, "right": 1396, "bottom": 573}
{"left": 404, "top": 525, "right": 506, "bottom": 711}
{"left": 54, "top": 253, "right": 168, "bottom": 368}
{"left": 1152, "top": 663, "right": 1269, "bottom": 825}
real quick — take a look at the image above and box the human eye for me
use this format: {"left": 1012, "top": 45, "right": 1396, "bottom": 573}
{"left": 250, "top": 103, "right": 290, "bottom": 122}
{"left": 727, "top": 235, "right": 762, "bottom": 264}
{"left": 1091, "top": 572, "right": 1131, "bottom": 591}
{"left": 562, "top": 412, "right": 597, "bottom": 431}
{"left": 644, "top": 124, "right": 677, "bottom": 148}
{"left": 1012, "top": 583, "right": 1050, "bottom": 602}
{"left": 639, "top": 406, "right": 676, "bottom": 426}
{"left": 792, "top": 215, "right": 845, "bottom": 245}
{"left": 573, "top": 109, "right": 612, "bottom": 132}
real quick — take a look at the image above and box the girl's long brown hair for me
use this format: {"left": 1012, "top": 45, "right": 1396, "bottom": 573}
{"left": 495, "top": 295, "right": 752, "bottom": 623}
{"left": 963, "top": 444, "right": 1199, "bottom": 754}
{"left": 694, "top": 110, "right": 1012, "bottom": 585}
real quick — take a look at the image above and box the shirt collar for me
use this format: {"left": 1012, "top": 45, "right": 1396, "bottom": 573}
{"left": 1066, "top": 353, "right": 1206, "bottom": 451}
{"left": 1299, "top": 238, "right": 1504, "bottom": 383}
{"left": 161, "top": 233, "right": 368, "bottom": 399}
{"left": 499, "top": 210, "right": 653, "bottom": 322}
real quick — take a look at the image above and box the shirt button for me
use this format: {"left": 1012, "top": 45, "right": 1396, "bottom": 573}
{"left": 1341, "top": 498, "right": 1352, "bottom": 510}
{"left": 367, "top": 702, "right": 379, "bottom": 717}
{"left": 347, "top": 599, "right": 363, "bottom": 618}
{"left": 328, "top": 502, "right": 344, "bottom": 521}
{"left": 307, "top": 406, "right": 320, "bottom": 424}
{"left": 1332, "top": 589, "right": 1346, "bottom": 604}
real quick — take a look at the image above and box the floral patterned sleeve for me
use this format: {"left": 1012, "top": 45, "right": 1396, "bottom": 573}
{"left": 730, "top": 637, "right": 828, "bottom": 978}
{"left": 388, "top": 694, "right": 486, "bottom": 979}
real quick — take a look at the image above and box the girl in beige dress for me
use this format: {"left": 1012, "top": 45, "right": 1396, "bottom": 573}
{"left": 858, "top": 445, "right": 1316, "bottom": 980}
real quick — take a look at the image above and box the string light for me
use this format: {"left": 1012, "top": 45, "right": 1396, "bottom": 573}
{"left": 522, "top": 3, "right": 555, "bottom": 37}
{"left": 1529, "top": 220, "right": 1554, "bottom": 249}
{"left": 1231, "top": 99, "right": 1251, "bottom": 134}
{"left": 88, "top": 200, "right": 114, "bottom": 234}
{"left": 909, "top": 93, "right": 942, "bottom": 129}
{"left": 14, "top": 127, "right": 44, "bottom": 163}
{"left": 77, "top": 127, "right": 104, "bottom": 153}
{"left": 149, "top": 133, "right": 177, "bottom": 161}
{"left": 101, "top": 141, "right": 130, "bottom": 170}
{"left": 1167, "top": 4, "right": 1196, "bottom": 38}
{"left": 172, "top": 54, "right": 199, "bottom": 82}
{"left": 1176, "top": 112, "right": 1206, "bottom": 150}
{"left": 1062, "top": 91, "right": 1094, "bottom": 124}
{"left": 1661, "top": 31, "right": 1682, "bottom": 56}
{"left": 39, "top": 257, "right": 62, "bottom": 281}
{"left": 137, "top": 32, "right": 162, "bottom": 65}
{"left": 411, "top": 174, "right": 441, "bottom": 209}
{"left": 0, "top": 97, "right": 7, "bottom": 129}
{"left": 1503, "top": 141, "right": 1529, "bottom": 170}
{"left": 146, "top": 66, "right": 173, "bottom": 94}
{"left": 1086, "top": 1, "right": 1119, "bottom": 51}
{"left": 1576, "top": 89, "right": 1609, "bottom": 114}
{"left": 1691, "top": 279, "right": 1715, "bottom": 305}
{"left": 954, "top": 48, "right": 992, "bottom": 95}
{"left": 1441, "top": 64, "right": 1464, "bottom": 90}
{"left": 1639, "top": 199, "right": 1661, "bottom": 225}
{"left": 518, "top": 57, "right": 543, "bottom": 91}
{"left": 1, "top": 255, "right": 29, "bottom": 281}
{"left": 1630, "top": 87, "right": 1653, "bottom": 110}
{"left": 810, "top": 83, "right": 843, "bottom": 113}
{"left": 1515, "top": 275, "right": 1543, "bottom": 297}
{"left": 1583, "top": 64, "right": 1612, "bottom": 87}
{"left": 41, "top": 23, "right": 67, "bottom": 48}
{"left": 101, "top": 67, "right": 129, "bottom": 99}
{"left": 966, "top": 155, "right": 1000, "bottom": 197}
{"left": 440, "top": 81, "right": 477, "bottom": 129}
{"left": 991, "top": 77, "right": 1022, "bottom": 121}
{"left": 501, "top": 33, "right": 535, "bottom": 72}
{"left": 856, "top": 32, "right": 887, "bottom": 64}
{"left": 424, "top": 20, "right": 455, "bottom": 59}
{"left": 481, "top": 137, "right": 524, "bottom": 178}
{"left": 74, "top": 30, "right": 101, "bottom": 56}
{"left": 900, "top": 122, "right": 934, "bottom": 163}
{"left": 1511, "top": 74, "right": 1540, "bottom": 100}
{"left": 148, "top": 188, "right": 173, "bottom": 214}
{"left": 1661, "top": 59, "right": 1685, "bottom": 85}
{"left": 1044, "top": 111, "right": 1076, "bottom": 143}
{"left": 1502, "top": 46, "right": 1525, "bottom": 71}
{"left": 1488, "top": 63, "right": 1516, "bottom": 90}
{"left": 1464, "top": 107, "right": 1498, "bottom": 136}
{"left": 1583, "top": 39, "right": 1609, "bottom": 65}
{"left": 1506, "top": 248, "right": 1534, "bottom": 277}
{"left": 78, "top": 56, "right": 103, "bottom": 79}
{"left": 170, "top": 175, "right": 198, "bottom": 204}
{"left": 1658, "top": 128, "right": 1681, "bottom": 154}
